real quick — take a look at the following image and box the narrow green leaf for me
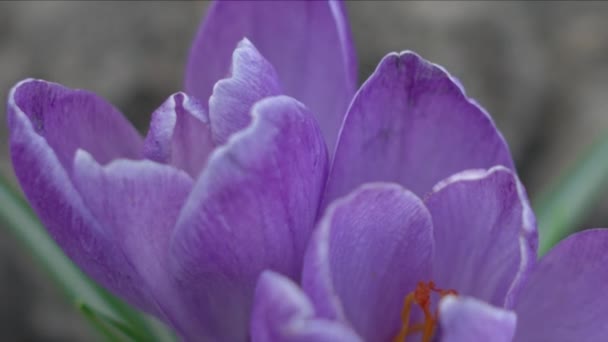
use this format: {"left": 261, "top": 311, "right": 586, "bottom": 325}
{"left": 78, "top": 302, "right": 143, "bottom": 342}
{"left": 0, "top": 175, "right": 173, "bottom": 341}
{"left": 78, "top": 302, "right": 132, "bottom": 342}
{"left": 534, "top": 131, "right": 608, "bottom": 256}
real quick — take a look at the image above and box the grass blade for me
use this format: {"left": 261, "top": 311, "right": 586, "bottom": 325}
{"left": 534, "top": 132, "right": 608, "bottom": 255}
{"left": 0, "top": 175, "right": 173, "bottom": 341}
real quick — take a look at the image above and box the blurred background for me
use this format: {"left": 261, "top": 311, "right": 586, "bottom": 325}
{"left": 0, "top": 1, "right": 607, "bottom": 340}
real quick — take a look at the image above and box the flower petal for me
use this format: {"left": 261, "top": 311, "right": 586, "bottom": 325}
{"left": 7, "top": 79, "right": 154, "bottom": 313}
{"left": 72, "top": 150, "right": 193, "bottom": 323}
{"left": 325, "top": 51, "right": 514, "bottom": 204}
{"left": 185, "top": 0, "right": 356, "bottom": 152}
{"left": 251, "top": 271, "right": 362, "bottom": 342}
{"left": 302, "top": 183, "right": 434, "bottom": 341}
{"left": 143, "top": 92, "right": 214, "bottom": 178}
{"left": 8, "top": 79, "right": 141, "bottom": 172}
{"left": 425, "top": 166, "right": 537, "bottom": 308}
{"left": 169, "top": 96, "right": 328, "bottom": 340}
{"left": 514, "top": 229, "right": 608, "bottom": 342}
{"left": 209, "top": 38, "right": 281, "bottom": 145}
{"left": 439, "top": 296, "right": 517, "bottom": 342}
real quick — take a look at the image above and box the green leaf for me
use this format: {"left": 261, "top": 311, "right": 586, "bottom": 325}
{"left": 78, "top": 302, "right": 143, "bottom": 342}
{"left": 78, "top": 302, "right": 133, "bottom": 342}
{"left": 534, "top": 131, "right": 608, "bottom": 256}
{"left": 0, "top": 175, "right": 174, "bottom": 341}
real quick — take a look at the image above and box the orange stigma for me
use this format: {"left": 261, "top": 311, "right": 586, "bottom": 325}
{"left": 392, "top": 281, "right": 457, "bottom": 342}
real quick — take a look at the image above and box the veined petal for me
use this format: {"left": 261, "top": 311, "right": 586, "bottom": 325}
{"left": 72, "top": 151, "right": 193, "bottom": 323}
{"left": 143, "top": 92, "right": 213, "bottom": 178}
{"left": 169, "top": 96, "right": 328, "bottom": 340}
{"left": 514, "top": 229, "right": 608, "bottom": 342}
{"left": 185, "top": 0, "right": 356, "bottom": 152}
{"left": 8, "top": 79, "right": 141, "bottom": 172}
{"left": 7, "top": 79, "right": 154, "bottom": 313}
{"left": 251, "top": 271, "right": 362, "bottom": 342}
{"left": 426, "top": 166, "right": 537, "bottom": 308}
{"left": 325, "top": 52, "right": 514, "bottom": 204}
{"left": 302, "top": 183, "right": 434, "bottom": 341}
{"left": 439, "top": 296, "right": 517, "bottom": 342}
{"left": 209, "top": 38, "right": 281, "bottom": 145}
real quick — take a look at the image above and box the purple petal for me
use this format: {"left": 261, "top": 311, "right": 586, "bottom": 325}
{"left": 439, "top": 296, "right": 517, "bottom": 342}
{"left": 7, "top": 79, "right": 154, "bottom": 313}
{"left": 143, "top": 92, "right": 214, "bottom": 178}
{"left": 426, "top": 166, "right": 537, "bottom": 308}
{"left": 514, "top": 229, "right": 608, "bottom": 342}
{"left": 302, "top": 183, "right": 434, "bottom": 341}
{"left": 251, "top": 271, "right": 362, "bottom": 342}
{"left": 325, "top": 51, "right": 514, "bottom": 204}
{"left": 72, "top": 151, "right": 193, "bottom": 322}
{"left": 8, "top": 79, "right": 141, "bottom": 172}
{"left": 209, "top": 38, "right": 281, "bottom": 145}
{"left": 169, "top": 96, "right": 328, "bottom": 340}
{"left": 185, "top": 0, "right": 356, "bottom": 152}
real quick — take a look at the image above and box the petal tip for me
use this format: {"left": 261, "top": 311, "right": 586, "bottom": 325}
{"left": 237, "top": 36, "right": 253, "bottom": 48}
{"left": 430, "top": 165, "right": 513, "bottom": 194}
{"left": 439, "top": 295, "right": 517, "bottom": 334}
{"left": 7, "top": 78, "right": 51, "bottom": 126}
{"left": 374, "top": 51, "right": 512, "bottom": 168}
{"left": 73, "top": 148, "right": 96, "bottom": 166}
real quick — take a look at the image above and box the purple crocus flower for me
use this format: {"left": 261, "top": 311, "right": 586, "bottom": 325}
{"left": 6, "top": 1, "right": 606, "bottom": 341}
{"left": 253, "top": 168, "right": 608, "bottom": 342}
{"left": 7, "top": 2, "right": 350, "bottom": 340}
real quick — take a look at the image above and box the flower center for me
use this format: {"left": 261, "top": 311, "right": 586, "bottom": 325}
{"left": 392, "top": 281, "right": 458, "bottom": 342}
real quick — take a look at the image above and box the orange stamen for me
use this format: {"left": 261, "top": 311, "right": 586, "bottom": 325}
{"left": 392, "top": 281, "right": 458, "bottom": 342}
